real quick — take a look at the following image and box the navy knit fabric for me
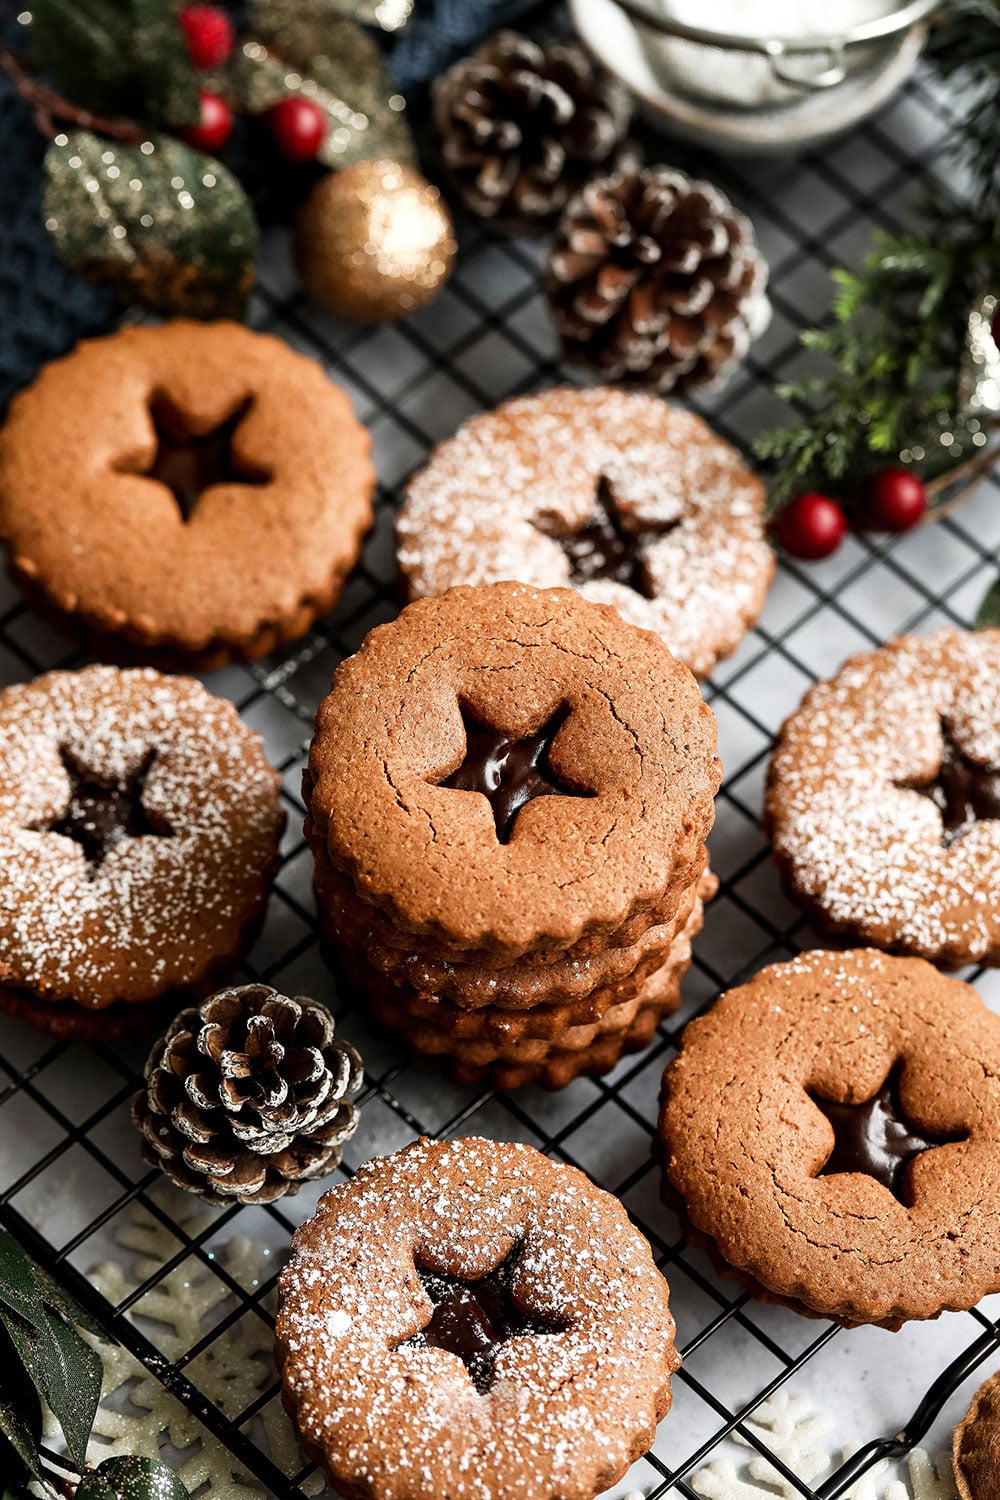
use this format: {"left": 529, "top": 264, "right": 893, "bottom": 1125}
{"left": 0, "top": 83, "right": 119, "bottom": 409}
{"left": 387, "top": 0, "right": 545, "bottom": 91}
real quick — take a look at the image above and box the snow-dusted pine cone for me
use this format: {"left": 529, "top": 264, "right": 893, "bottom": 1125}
{"left": 433, "top": 31, "right": 632, "bottom": 234}
{"left": 133, "top": 985, "right": 363, "bottom": 1205}
{"left": 546, "top": 163, "right": 770, "bottom": 393}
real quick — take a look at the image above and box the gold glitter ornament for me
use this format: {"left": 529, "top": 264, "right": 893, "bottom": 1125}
{"left": 295, "top": 160, "right": 456, "bottom": 323}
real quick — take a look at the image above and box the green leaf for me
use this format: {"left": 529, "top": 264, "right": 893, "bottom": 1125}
{"left": 0, "top": 1234, "right": 103, "bottom": 1473}
{"left": 28, "top": 0, "right": 199, "bottom": 126}
{"left": 0, "top": 1341, "right": 43, "bottom": 1483}
{"left": 76, "top": 1455, "right": 191, "bottom": 1500}
{"left": 34, "top": 1263, "right": 114, "bottom": 1343}
{"left": 43, "top": 131, "right": 258, "bottom": 320}
{"left": 0, "top": 1415, "right": 41, "bottom": 1486}
{"left": 0, "top": 1305, "right": 103, "bottom": 1472}
{"left": 975, "top": 577, "right": 1000, "bottom": 629}
{"left": 0, "top": 1234, "right": 45, "bottom": 1329}
{"left": 235, "top": 9, "right": 416, "bottom": 169}
{"left": 75, "top": 1479, "right": 117, "bottom": 1500}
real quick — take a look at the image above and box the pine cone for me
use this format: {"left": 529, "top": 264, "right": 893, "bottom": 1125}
{"left": 546, "top": 164, "right": 770, "bottom": 393}
{"left": 433, "top": 31, "right": 632, "bottom": 234}
{"left": 132, "top": 985, "right": 363, "bottom": 1205}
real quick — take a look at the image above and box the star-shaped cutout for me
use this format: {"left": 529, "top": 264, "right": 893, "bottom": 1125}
{"left": 37, "top": 748, "right": 174, "bottom": 878}
{"left": 438, "top": 704, "right": 594, "bottom": 843}
{"left": 548, "top": 476, "right": 679, "bottom": 596}
{"left": 396, "top": 1253, "right": 569, "bottom": 1394}
{"left": 900, "top": 728, "right": 1000, "bottom": 847}
{"left": 811, "top": 1063, "right": 966, "bottom": 1206}
{"left": 116, "top": 394, "right": 272, "bottom": 522}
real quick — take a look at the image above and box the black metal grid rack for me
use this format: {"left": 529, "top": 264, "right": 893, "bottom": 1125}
{"left": 1, "top": 30, "right": 1000, "bottom": 1499}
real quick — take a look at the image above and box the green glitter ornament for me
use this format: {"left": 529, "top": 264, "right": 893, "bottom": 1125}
{"left": 43, "top": 130, "right": 258, "bottom": 320}
{"left": 28, "top": 0, "right": 200, "bottom": 128}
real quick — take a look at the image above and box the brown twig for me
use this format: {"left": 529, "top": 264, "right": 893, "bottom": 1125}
{"left": 0, "top": 44, "right": 145, "bottom": 143}
{"left": 36, "top": 1443, "right": 83, "bottom": 1498}
{"left": 923, "top": 422, "right": 1000, "bottom": 523}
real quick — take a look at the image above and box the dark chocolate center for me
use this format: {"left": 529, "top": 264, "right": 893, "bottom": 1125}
{"left": 811, "top": 1064, "right": 964, "bottom": 1206}
{"left": 39, "top": 748, "right": 174, "bottom": 877}
{"left": 440, "top": 705, "right": 592, "bottom": 843}
{"left": 399, "top": 1256, "right": 567, "bottom": 1394}
{"left": 907, "top": 734, "right": 1000, "bottom": 847}
{"left": 548, "top": 476, "right": 677, "bottom": 595}
{"left": 120, "top": 395, "right": 271, "bottom": 521}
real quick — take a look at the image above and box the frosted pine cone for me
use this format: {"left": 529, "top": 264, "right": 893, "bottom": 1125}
{"left": 546, "top": 163, "right": 770, "bottom": 392}
{"left": 433, "top": 31, "right": 632, "bottom": 234}
{"left": 133, "top": 984, "right": 363, "bottom": 1205}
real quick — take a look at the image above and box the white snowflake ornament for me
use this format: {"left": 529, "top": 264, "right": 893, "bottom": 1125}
{"left": 690, "top": 1388, "right": 958, "bottom": 1500}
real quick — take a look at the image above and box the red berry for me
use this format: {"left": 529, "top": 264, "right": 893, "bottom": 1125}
{"left": 862, "top": 467, "right": 928, "bottom": 532}
{"left": 267, "top": 97, "right": 326, "bottom": 162}
{"left": 179, "top": 4, "right": 234, "bottom": 69}
{"left": 179, "top": 90, "right": 234, "bottom": 153}
{"left": 774, "top": 492, "right": 847, "bottom": 561}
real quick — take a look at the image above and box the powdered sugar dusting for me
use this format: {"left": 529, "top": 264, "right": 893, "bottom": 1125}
{"left": 397, "top": 388, "right": 773, "bottom": 680}
{"left": 767, "top": 629, "right": 1000, "bottom": 964}
{"left": 0, "top": 665, "right": 283, "bottom": 1007}
{"left": 276, "top": 1136, "right": 676, "bottom": 1500}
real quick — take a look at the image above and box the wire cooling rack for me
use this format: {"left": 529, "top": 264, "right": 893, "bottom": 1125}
{"left": 2, "top": 32, "right": 1000, "bottom": 1500}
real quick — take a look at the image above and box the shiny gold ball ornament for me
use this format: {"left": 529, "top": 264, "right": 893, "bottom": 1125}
{"left": 295, "top": 160, "right": 456, "bottom": 324}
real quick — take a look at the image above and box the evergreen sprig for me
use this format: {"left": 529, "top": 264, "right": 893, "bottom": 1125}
{"left": 758, "top": 0, "right": 1000, "bottom": 511}
{"left": 756, "top": 221, "right": 995, "bottom": 510}
{"left": 926, "top": 0, "right": 1000, "bottom": 212}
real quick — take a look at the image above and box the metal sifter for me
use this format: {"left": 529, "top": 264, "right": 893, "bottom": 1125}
{"left": 570, "top": 0, "right": 944, "bottom": 150}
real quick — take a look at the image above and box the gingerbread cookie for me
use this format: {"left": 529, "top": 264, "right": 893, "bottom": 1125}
{"left": 0, "top": 321, "right": 374, "bottom": 668}
{"left": 313, "top": 837, "right": 710, "bottom": 1009}
{"left": 306, "top": 582, "right": 718, "bottom": 1086}
{"left": 311, "top": 835, "right": 706, "bottom": 977}
{"left": 276, "top": 1137, "right": 678, "bottom": 1500}
{"left": 371, "top": 934, "right": 688, "bottom": 1062}
{"left": 659, "top": 949, "right": 1000, "bottom": 1329}
{"left": 307, "top": 581, "right": 720, "bottom": 954}
{"left": 955, "top": 1369, "right": 1000, "bottom": 1499}
{"left": 397, "top": 387, "right": 773, "bottom": 680}
{"left": 766, "top": 629, "right": 1000, "bottom": 967}
{"left": 0, "top": 666, "right": 284, "bottom": 1035}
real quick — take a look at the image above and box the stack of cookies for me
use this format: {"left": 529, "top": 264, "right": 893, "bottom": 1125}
{"left": 305, "top": 582, "right": 720, "bottom": 1089}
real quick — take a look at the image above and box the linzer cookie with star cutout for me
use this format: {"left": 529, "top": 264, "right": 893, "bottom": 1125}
{"left": 397, "top": 386, "right": 773, "bottom": 680}
{"left": 658, "top": 949, "right": 1000, "bottom": 1328}
{"left": 276, "top": 1136, "right": 678, "bottom": 1500}
{"left": 0, "top": 321, "right": 374, "bottom": 669}
{"left": 305, "top": 581, "right": 720, "bottom": 1085}
{"left": 0, "top": 665, "right": 284, "bottom": 1039}
{"left": 766, "top": 628, "right": 1000, "bottom": 967}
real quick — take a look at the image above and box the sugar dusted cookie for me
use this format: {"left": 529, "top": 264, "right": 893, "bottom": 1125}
{"left": 0, "top": 665, "right": 283, "bottom": 1037}
{"left": 276, "top": 1136, "right": 678, "bottom": 1500}
{"left": 766, "top": 628, "right": 1000, "bottom": 967}
{"left": 397, "top": 387, "right": 773, "bottom": 680}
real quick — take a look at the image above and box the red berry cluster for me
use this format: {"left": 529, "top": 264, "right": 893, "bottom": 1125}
{"left": 179, "top": 3, "right": 234, "bottom": 68}
{"left": 176, "top": 5, "right": 327, "bottom": 162}
{"left": 266, "top": 97, "right": 328, "bottom": 163}
{"left": 775, "top": 467, "right": 928, "bottom": 562}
